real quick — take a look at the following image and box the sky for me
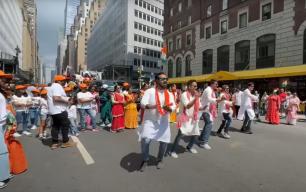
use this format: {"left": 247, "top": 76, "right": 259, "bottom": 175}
{"left": 37, "top": 0, "right": 66, "bottom": 68}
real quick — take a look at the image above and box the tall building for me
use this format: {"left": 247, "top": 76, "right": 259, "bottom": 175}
{"left": 64, "top": 0, "right": 80, "bottom": 36}
{"left": 87, "top": 0, "right": 164, "bottom": 83}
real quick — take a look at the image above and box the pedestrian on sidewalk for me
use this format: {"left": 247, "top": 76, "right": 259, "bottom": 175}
{"left": 238, "top": 82, "right": 259, "bottom": 134}
{"left": 170, "top": 80, "right": 201, "bottom": 159}
{"left": 198, "top": 80, "right": 220, "bottom": 150}
{"left": 217, "top": 85, "right": 233, "bottom": 139}
{"left": 47, "top": 75, "right": 75, "bottom": 149}
{"left": 138, "top": 72, "right": 175, "bottom": 171}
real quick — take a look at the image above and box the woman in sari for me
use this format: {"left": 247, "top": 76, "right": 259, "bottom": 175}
{"left": 124, "top": 88, "right": 138, "bottom": 129}
{"left": 286, "top": 92, "right": 300, "bottom": 125}
{"left": 265, "top": 90, "right": 280, "bottom": 125}
{"left": 111, "top": 85, "right": 125, "bottom": 132}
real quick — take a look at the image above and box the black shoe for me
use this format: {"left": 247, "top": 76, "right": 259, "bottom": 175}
{"left": 156, "top": 160, "right": 164, "bottom": 170}
{"left": 138, "top": 161, "right": 147, "bottom": 172}
{"left": 244, "top": 130, "right": 253, "bottom": 134}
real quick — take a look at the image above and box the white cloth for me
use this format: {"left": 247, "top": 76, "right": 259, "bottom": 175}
{"left": 200, "top": 86, "right": 217, "bottom": 121}
{"left": 237, "top": 89, "right": 258, "bottom": 120}
{"left": 40, "top": 98, "right": 48, "bottom": 115}
{"left": 47, "top": 83, "right": 69, "bottom": 115}
{"left": 218, "top": 93, "right": 233, "bottom": 114}
{"left": 178, "top": 91, "right": 201, "bottom": 136}
{"left": 233, "top": 91, "right": 243, "bottom": 106}
{"left": 67, "top": 105, "right": 77, "bottom": 119}
{"left": 0, "top": 93, "right": 7, "bottom": 126}
{"left": 12, "top": 95, "right": 32, "bottom": 112}
{"left": 138, "top": 87, "right": 175, "bottom": 143}
{"left": 31, "top": 96, "right": 41, "bottom": 108}
{"left": 77, "top": 92, "right": 94, "bottom": 109}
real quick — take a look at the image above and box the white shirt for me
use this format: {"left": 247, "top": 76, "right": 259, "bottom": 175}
{"left": 67, "top": 105, "right": 77, "bottom": 119}
{"left": 47, "top": 83, "right": 69, "bottom": 115}
{"left": 12, "top": 95, "right": 32, "bottom": 111}
{"left": 77, "top": 92, "right": 94, "bottom": 109}
{"left": 40, "top": 98, "right": 48, "bottom": 115}
{"left": 233, "top": 91, "right": 243, "bottom": 106}
{"left": 139, "top": 87, "right": 175, "bottom": 143}
{"left": 237, "top": 89, "right": 259, "bottom": 120}
{"left": 31, "top": 96, "right": 41, "bottom": 108}
{"left": 178, "top": 91, "right": 201, "bottom": 136}
{"left": 0, "top": 93, "right": 7, "bottom": 126}
{"left": 218, "top": 92, "right": 233, "bottom": 114}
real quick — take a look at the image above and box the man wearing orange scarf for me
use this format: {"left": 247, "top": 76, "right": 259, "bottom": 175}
{"left": 138, "top": 72, "right": 175, "bottom": 172}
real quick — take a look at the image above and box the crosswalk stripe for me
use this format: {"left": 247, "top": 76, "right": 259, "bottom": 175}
{"left": 71, "top": 136, "right": 95, "bottom": 165}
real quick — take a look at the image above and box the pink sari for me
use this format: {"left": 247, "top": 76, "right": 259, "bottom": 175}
{"left": 286, "top": 97, "right": 300, "bottom": 125}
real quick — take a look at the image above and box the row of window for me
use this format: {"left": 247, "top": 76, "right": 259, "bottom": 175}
{"left": 169, "top": 0, "right": 192, "bottom": 17}
{"left": 168, "top": 33, "right": 192, "bottom": 52}
{"left": 135, "top": 0, "right": 164, "bottom": 16}
{"left": 168, "top": 34, "right": 276, "bottom": 77}
{"left": 134, "top": 22, "right": 163, "bottom": 37}
{"left": 133, "top": 46, "right": 161, "bottom": 58}
{"left": 133, "top": 58, "right": 159, "bottom": 69}
{"left": 134, "top": 10, "right": 163, "bottom": 26}
{"left": 167, "top": 55, "right": 192, "bottom": 78}
{"left": 134, "top": 33, "right": 163, "bottom": 48}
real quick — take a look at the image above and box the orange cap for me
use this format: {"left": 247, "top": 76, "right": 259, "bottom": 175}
{"left": 40, "top": 89, "right": 48, "bottom": 95}
{"left": 31, "top": 89, "right": 40, "bottom": 94}
{"left": 15, "top": 85, "right": 26, "bottom": 90}
{"left": 122, "top": 82, "right": 129, "bottom": 87}
{"left": 0, "top": 70, "right": 13, "bottom": 79}
{"left": 64, "top": 87, "right": 72, "bottom": 92}
{"left": 79, "top": 83, "right": 88, "bottom": 89}
{"left": 54, "top": 75, "right": 66, "bottom": 81}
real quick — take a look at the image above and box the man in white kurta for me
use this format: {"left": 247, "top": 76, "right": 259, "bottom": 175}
{"left": 138, "top": 72, "right": 175, "bottom": 171}
{"left": 170, "top": 80, "right": 201, "bottom": 159}
{"left": 237, "top": 82, "right": 258, "bottom": 134}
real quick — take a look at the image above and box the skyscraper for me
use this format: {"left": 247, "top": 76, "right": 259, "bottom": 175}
{"left": 64, "top": 0, "right": 80, "bottom": 36}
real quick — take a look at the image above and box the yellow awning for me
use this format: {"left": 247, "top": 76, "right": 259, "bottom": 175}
{"left": 168, "top": 74, "right": 212, "bottom": 84}
{"left": 207, "top": 71, "right": 238, "bottom": 81}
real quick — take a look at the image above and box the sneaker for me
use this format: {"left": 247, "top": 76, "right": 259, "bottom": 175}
{"left": 187, "top": 147, "right": 198, "bottom": 154}
{"left": 0, "top": 181, "right": 8, "bottom": 189}
{"left": 30, "top": 125, "right": 37, "bottom": 130}
{"left": 13, "top": 132, "right": 22, "bottom": 138}
{"left": 170, "top": 152, "right": 178, "bottom": 159}
{"left": 110, "top": 129, "right": 116, "bottom": 133}
{"left": 223, "top": 133, "right": 231, "bottom": 139}
{"left": 156, "top": 160, "right": 164, "bottom": 170}
{"left": 199, "top": 143, "right": 212, "bottom": 150}
{"left": 75, "top": 133, "right": 80, "bottom": 137}
{"left": 217, "top": 132, "right": 224, "bottom": 138}
{"left": 22, "top": 131, "right": 32, "bottom": 136}
{"left": 106, "top": 123, "right": 112, "bottom": 127}
{"left": 51, "top": 143, "right": 60, "bottom": 150}
{"left": 61, "top": 141, "right": 76, "bottom": 148}
{"left": 100, "top": 123, "right": 105, "bottom": 127}
{"left": 138, "top": 161, "right": 147, "bottom": 172}
{"left": 92, "top": 128, "right": 99, "bottom": 132}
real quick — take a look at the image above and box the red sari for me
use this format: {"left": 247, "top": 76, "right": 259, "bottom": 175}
{"left": 265, "top": 95, "right": 280, "bottom": 124}
{"left": 111, "top": 92, "right": 125, "bottom": 131}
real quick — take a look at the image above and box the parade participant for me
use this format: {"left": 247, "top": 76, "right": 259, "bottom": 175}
{"left": 86, "top": 86, "right": 99, "bottom": 127}
{"left": 139, "top": 83, "right": 149, "bottom": 123}
{"left": 0, "top": 72, "right": 12, "bottom": 189}
{"left": 67, "top": 97, "right": 79, "bottom": 136}
{"left": 169, "top": 84, "right": 179, "bottom": 123}
{"left": 29, "top": 89, "right": 41, "bottom": 130}
{"left": 217, "top": 85, "right": 233, "bottom": 139}
{"left": 286, "top": 92, "right": 300, "bottom": 125}
{"left": 138, "top": 72, "right": 175, "bottom": 171}
{"left": 260, "top": 92, "right": 268, "bottom": 115}
{"left": 99, "top": 84, "right": 112, "bottom": 127}
{"left": 11, "top": 85, "right": 32, "bottom": 137}
{"left": 124, "top": 88, "right": 138, "bottom": 129}
{"left": 238, "top": 82, "right": 259, "bottom": 134}
{"left": 48, "top": 75, "right": 75, "bottom": 149}
{"left": 198, "top": 80, "right": 219, "bottom": 150}
{"left": 170, "top": 80, "right": 200, "bottom": 158}
{"left": 279, "top": 88, "right": 287, "bottom": 118}
{"left": 265, "top": 90, "right": 280, "bottom": 125}
{"left": 111, "top": 85, "right": 125, "bottom": 132}
{"left": 38, "top": 89, "right": 48, "bottom": 139}
{"left": 77, "top": 84, "right": 98, "bottom": 132}
{"left": 232, "top": 88, "right": 243, "bottom": 119}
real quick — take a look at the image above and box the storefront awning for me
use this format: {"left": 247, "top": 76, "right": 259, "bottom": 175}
{"left": 168, "top": 65, "right": 306, "bottom": 84}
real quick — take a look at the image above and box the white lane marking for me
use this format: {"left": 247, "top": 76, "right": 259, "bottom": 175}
{"left": 71, "top": 136, "right": 95, "bottom": 165}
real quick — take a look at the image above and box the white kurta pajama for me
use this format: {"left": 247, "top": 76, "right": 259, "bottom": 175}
{"left": 237, "top": 89, "right": 258, "bottom": 121}
{"left": 139, "top": 88, "right": 175, "bottom": 143}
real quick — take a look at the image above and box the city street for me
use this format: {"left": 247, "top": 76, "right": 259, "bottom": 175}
{"left": 3, "top": 117, "right": 306, "bottom": 192}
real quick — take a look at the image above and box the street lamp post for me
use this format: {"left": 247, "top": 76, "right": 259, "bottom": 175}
{"left": 15, "top": 46, "right": 21, "bottom": 74}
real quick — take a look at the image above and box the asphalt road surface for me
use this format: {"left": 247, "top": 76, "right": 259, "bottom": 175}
{"left": 3, "top": 116, "right": 306, "bottom": 192}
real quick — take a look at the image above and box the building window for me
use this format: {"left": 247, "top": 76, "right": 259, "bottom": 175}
{"left": 206, "top": 26, "right": 212, "bottom": 39}
{"left": 239, "top": 12, "right": 247, "bottom": 28}
{"left": 176, "top": 36, "right": 181, "bottom": 50}
{"left": 143, "top": 1, "right": 146, "bottom": 8}
{"left": 170, "top": 8, "right": 173, "bottom": 16}
{"left": 177, "top": 21, "right": 182, "bottom": 29}
{"left": 217, "top": 45, "right": 230, "bottom": 71}
{"left": 256, "top": 34, "right": 275, "bottom": 68}
{"left": 235, "top": 40, "right": 250, "bottom": 70}
{"left": 134, "top": 22, "right": 138, "bottom": 29}
{"left": 135, "top": 10, "right": 138, "bottom": 17}
{"left": 222, "top": 0, "right": 228, "bottom": 10}
{"left": 188, "top": 16, "right": 192, "bottom": 25}
{"left": 207, "top": 5, "right": 212, "bottom": 17}
{"left": 139, "top": 0, "right": 142, "bottom": 6}
{"left": 168, "top": 40, "right": 173, "bottom": 52}
{"left": 134, "top": 46, "right": 137, "bottom": 53}
{"left": 176, "top": 57, "right": 182, "bottom": 77}
{"left": 178, "top": 2, "right": 182, "bottom": 12}
{"left": 188, "top": 0, "right": 192, "bottom": 7}
{"left": 186, "top": 33, "right": 192, "bottom": 46}
{"left": 262, "top": 3, "right": 272, "bottom": 21}
{"left": 303, "top": 29, "right": 306, "bottom": 63}
{"left": 221, "top": 20, "right": 228, "bottom": 34}
{"left": 168, "top": 60, "right": 173, "bottom": 78}
{"left": 185, "top": 55, "right": 192, "bottom": 76}
{"left": 202, "top": 49, "right": 213, "bottom": 74}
